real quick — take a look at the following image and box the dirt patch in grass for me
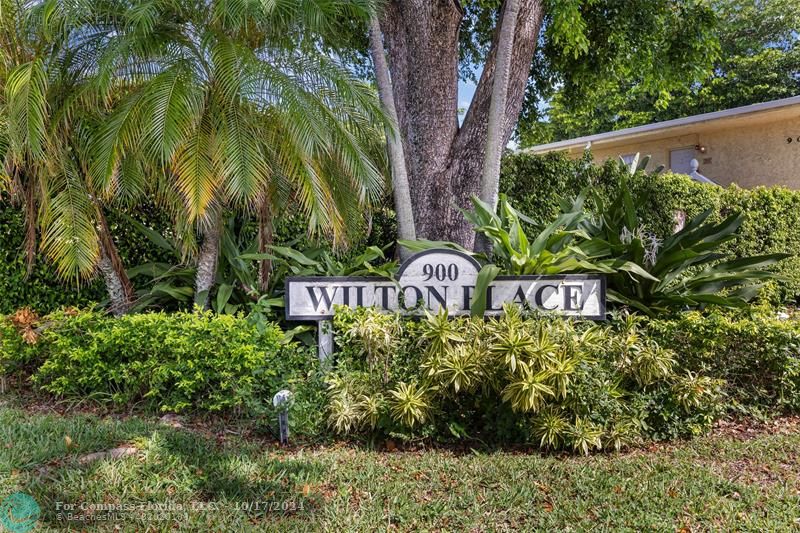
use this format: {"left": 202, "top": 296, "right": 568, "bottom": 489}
{"left": 712, "top": 416, "right": 800, "bottom": 440}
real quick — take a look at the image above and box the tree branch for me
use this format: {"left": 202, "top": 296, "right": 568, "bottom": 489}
{"left": 459, "top": 0, "right": 545, "bottom": 152}
{"left": 480, "top": 0, "right": 521, "bottom": 211}
{"left": 369, "top": 11, "right": 416, "bottom": 253}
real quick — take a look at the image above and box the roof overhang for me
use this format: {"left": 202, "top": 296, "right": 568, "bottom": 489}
{"left": 521, "top": 95, "right": 800, "bottom": 154}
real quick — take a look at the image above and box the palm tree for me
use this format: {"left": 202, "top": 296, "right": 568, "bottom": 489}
{"left": 0, "top": 0, "right": 136, "bottom": 314}
{"left": 86, "top": 0, "right": 388, "bottom": 307}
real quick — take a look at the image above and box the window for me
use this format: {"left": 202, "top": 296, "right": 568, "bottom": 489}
{"left": 669, "top": 148, "right": 695, "bottom": 175}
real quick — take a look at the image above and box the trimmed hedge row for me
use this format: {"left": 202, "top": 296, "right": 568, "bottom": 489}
{"left": 501, "top": 152, "right": 800, "bottom": 302}
{"left": 648, "top": 308, "right": 800, "bottom": 414}
{"left": 2, "top": 306, "right": 798, "bottom": 442}
{"left": 0, "top": 309, "right": 321, "bottom": 416}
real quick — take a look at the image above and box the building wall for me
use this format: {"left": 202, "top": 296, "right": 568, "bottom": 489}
{"left": 563, "top": 113, "right": 800, "bottom": 189}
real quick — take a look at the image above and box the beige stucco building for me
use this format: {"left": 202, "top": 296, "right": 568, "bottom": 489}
{"left": 523, "top": 96, "right": 800, "bottom": 189}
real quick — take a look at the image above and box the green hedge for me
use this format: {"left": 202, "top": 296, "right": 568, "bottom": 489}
{"left": 501, "top": 152, "right": 800, "bottom": 302}
{"left": 0, "top": 202, "right": 105, "bottom": 313}
{"left": 649, "top": 308, "right": 800, "bottom": 414}
{"left": 0, "top": 309, "right": 321, "bottom": 416}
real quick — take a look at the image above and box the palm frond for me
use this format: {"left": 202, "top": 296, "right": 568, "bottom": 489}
{"left": 172, "top": 110, "right": 219, "bottom": 221}
{"left": 5, "top": 59, "right": 49, "bottom": 160}
{"left": 40, "top": 165, "right": 100, "bottom": 280}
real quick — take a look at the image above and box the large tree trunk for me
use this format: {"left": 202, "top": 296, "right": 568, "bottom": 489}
{"left": 195, "top": 212, "right": 222, "bottom": 309}
{"left": 94, "top": 205, "right": 135, "bottom": 316}
{"left": 381, "top": 0, "right": 545, "bottom": 250}
{"left": 369, "top": 12, "right": 416, "bottom": 258}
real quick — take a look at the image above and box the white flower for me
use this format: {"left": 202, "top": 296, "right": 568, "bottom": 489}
{"left": 620, "top": 227, "right": 634, "bottom": 245}
{"left": 644, "top": 232, "right": 662, "bottom": 266}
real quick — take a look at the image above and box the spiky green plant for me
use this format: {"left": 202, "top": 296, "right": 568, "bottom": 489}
{"left": 568, "top": 416, "right": 604, "bottom": 455}
{"left": 343, "top": 308, "right": 401, "bottom": 385}
{"left": 490, "top": 326, "right": 537, "bottom": 374}
{"left": 433, "top": 343, "right": 485, "bottom": 394}
{"left": 327, "top": 389, "right": 362, "bottom": 434}
{"left": 532, "top": 407, "right": 569, "bottom": 449}
{"left": 628, "top": 345, "right": 676, "bottom": 387}
{"left": 464, "top": 194, "right": 651, "bottom": 278}
{"left": 574, "top": 172, "right": 789, "bottom": 315}
{"left": 671, "top": 372, "right": 725, "bottom": 412}
{"left": 603, "top": 417, "right": 643, "bottom": 452}
{"left": 325, "top": 374, "right": 384, "bottom": 434}
{"left": 501, "top": 365, "right": 554, "bottom": 413}
{"left": 545, "top": 352, "right": 582, "bottom": 400}
{"left": 327, "top": 306, "right": 727, "bottom": 447}
{"left": 419, "top": 308, "right": 466, "bottom": 357}
{"left": 388, "top": 381, "right": 431, "bottom": 428}
{"left": 358, "top": 393, "right": 385, "bottom": 430}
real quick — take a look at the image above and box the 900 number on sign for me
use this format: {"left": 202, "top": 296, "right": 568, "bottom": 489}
{"left": 421, "top": 263, "right": 459, "bottom": 282}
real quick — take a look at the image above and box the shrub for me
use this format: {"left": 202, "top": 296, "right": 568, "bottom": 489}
{"left": 0, "top": 200, "right": 104, "bottom": 313}
{"left": 500, "top": 151, "right": 615, "bottom": 222}
{"left": 0, "top": 309, "right": 321, "bottom": 417}
{"left": 328, "top": 306, "right": 725, "bottom": 451}
{"left": 500, "top": 152, "right": 800, "bottom": 302}
{"left": 648, "top": 308, "right": 800, "bottom": 414}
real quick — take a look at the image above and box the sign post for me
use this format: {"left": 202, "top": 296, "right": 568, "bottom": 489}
{"left": 318, "top": 320, "right": 334, "bottom": 363}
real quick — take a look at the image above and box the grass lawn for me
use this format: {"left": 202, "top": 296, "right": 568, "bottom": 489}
{"left": 1, "top": 401, "right": 799, "bottom": 531}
